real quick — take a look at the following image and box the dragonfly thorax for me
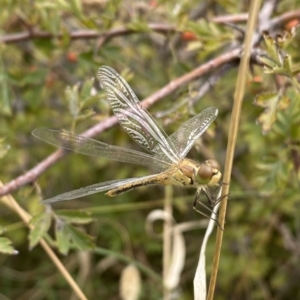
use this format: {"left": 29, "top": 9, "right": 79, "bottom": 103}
{"left": 170, "top": 158, "right": 221, "bottom": 188}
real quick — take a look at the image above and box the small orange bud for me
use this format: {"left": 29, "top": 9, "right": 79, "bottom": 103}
{"left": 67, "top": 52, "right": 77, "bottom": 63}
{"left": 181, "top": 31, "right": 197, "bottom": 41}
{"left": 285, "top": 19, "right": 299, "bottom": 29}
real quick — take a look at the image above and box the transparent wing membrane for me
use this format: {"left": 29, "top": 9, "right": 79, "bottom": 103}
{"left": 98, "top": 66, "right": 179, "bottom": 162}
{"left": 43, "top": 174, "right": 165, "bottom": 204}
{"left": 169, "top": 106, "right": 218, "bottom": 158}
{"left": 32, "top": 129, "right": 172, "bottom": 170}
{"left": 153, "top": 107, "right": 218, "bottom": 171}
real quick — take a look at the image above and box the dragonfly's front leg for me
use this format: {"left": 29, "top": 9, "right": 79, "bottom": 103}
{"left": 193, "top": 187, "right": 223, "bottom": 230}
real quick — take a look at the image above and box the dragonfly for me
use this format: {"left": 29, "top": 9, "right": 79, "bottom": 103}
{"left": 32, "top": 66, "right": 222, "bottom": 215}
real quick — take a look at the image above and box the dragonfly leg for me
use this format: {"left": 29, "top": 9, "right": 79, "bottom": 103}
{"left": 201, "top": 182, "right": 229, "bottom": 207}
{"left": 193, "top": 204, "right": 223, "bottom": 231}
{"left": 193, "top": 189, "right": 218, "bottom": 215}
{"left": 193, "top": 189, "right": 223, "bottom": 230}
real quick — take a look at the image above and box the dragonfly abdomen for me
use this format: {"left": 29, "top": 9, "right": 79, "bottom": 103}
{"left": 106, "top": 173, "right": 171, "bottom": 197}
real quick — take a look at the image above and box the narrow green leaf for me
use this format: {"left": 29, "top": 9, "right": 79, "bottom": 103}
{"left": 263, "top": 31, "right": 280, "bottom": 64}
{"left": 254, "top": 91, "right": 290, "bottom": 133}
{"left": 75, "top": 109, "right": 95, "bottom": 122}
{"left": 65, "top": 84, "right": 79, "bottom": 118}
{"left": 281, "top": 54, "right": 293, "bottom": 76}
{"left": 55, "top": 210, "right": 93, "bottom": 224}
{"left": 79, "top": 77, "right": 95, "bottom": 101}
{"left": 0, "top": 225, "right": 5, "bottom": 235}
{"left": 29, "top": 208, "right": 52, "bottom": 249}
{"left": 0, "top": 237, "right": 18, "bottom": 255}
{"left": 55, "top": 219, "right": 71, "bottom": 255}
{"left": 0, "top": 143, "right": 10, "bottom": 159}
{"left": 126, "top": 20, "right": 151, "bottom": 32}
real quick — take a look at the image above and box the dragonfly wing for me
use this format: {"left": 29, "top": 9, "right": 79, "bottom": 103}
{"left": 98, "top": 66, "right": 179, "bottom": 163}
{"left": 32, "top": 129, "right": 172, "bottom": 170}
{"left": 168, "top": 106, "right": 218, "bottom": 158}
{"left": 152, "top": 107, "right": 218, "bottom": 172}
{"left": 43, "top": 174, "right": 163, "bottom": 204}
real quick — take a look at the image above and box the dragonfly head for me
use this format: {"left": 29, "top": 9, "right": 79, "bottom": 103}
{"left": 196, "top": 159, "right": 221, "bottom": 186}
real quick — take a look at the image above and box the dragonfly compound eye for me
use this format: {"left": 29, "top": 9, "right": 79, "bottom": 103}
{"left": 205, "top": 159, "right": 222, "bottom": 186}
{"left": 206, "top": 159, "right": 220, "bottom": 172}
{"left": 197, "top": 163, "right": 213, "bottom": 184}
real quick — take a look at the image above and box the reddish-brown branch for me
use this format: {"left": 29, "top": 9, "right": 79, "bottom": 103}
{"left": 270, "top": 9, "right": 300, "bottom": 28}
{"left": 0, "top": 48, "right": 241, "bottom": 198}
{"left": 0, "top": 23, "right": 176, "bottom": 44}
{"left": 211, "top": 9, "right": 300, "bottom": 26}
{"left": 1, "top": 10, "right": 299, "bottom": 46}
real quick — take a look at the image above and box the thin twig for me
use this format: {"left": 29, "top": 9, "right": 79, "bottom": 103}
{"left": 207, "top": 0, "right": 263, "bottom": 299}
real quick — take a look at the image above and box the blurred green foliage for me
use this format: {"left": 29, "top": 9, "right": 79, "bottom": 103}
{"left": 1, "top": 0, "right": 300, "bottom": 299}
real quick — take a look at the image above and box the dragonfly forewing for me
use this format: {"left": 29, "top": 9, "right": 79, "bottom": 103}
{"left": 98, "top": 66, "right": 179, "bottom": 163}
{"left": 32, "top": 129, "right": 172, "bottom": 170}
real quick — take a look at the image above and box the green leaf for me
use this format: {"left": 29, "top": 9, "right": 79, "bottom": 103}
{"left": 66, "top": 225, "right": 94, "bottom": 251}
{"left": 0, "top": 225, "right": 5, "bottom": 235}
{"left": 0, "top": 237, "right": 18, "bottom": 255}
{"left": 0, "top": 140, "right": 10, "bottom": 159}
{"left": 55, "top": 219, "right": 71, "bottom": 255}
{"left": 75, "top": 108, "right": 95, "bottom": 122}
{"left": 254, "top": 91, "right": 290, "bottom": 133}
{"left": 55, "top": 210, "right": 93, "bottom": 224}
{"left": 126, "top": 20, "right": 151, "bottom": 32}
{"left": 263, "top": 31, "right": 281, "bottom": 64}
{"left": 55, "top": 221, "right": 94, "bottom": 254}
{"left": 65, "top": 84, "right": 80, "bottom": 118}
{"left": 29, "top": 207, "right": 52, "bottom": 249}
{"left": 79, "top": 77, "right": 95, "bottom": 102}
{"left": 259, "top": 31, "right": 296, "bottom": 76}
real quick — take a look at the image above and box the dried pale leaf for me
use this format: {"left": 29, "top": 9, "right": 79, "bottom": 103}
{"left": 119, "top": 264, "right": 141, "bottom": 300}
{"left": 186, "top": 41, "right": 203, "bottom": 52}
{"left": 194, "top": 189, "right": 221, "bottom": 300}
{"left": 164, "top": 224, "right": 185, "bottom": 290}
{"left": 164, "top": 221, "right": 208, "bottom": 290}
{"left": 146, "top": 211, "right": 208, "bottom": 291}
{"left": 145, "top": 209, "right": 174, "bottom": 238}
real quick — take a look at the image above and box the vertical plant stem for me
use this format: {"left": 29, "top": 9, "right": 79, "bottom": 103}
{"left": 163, "top": 185, "right": 173, "bottom": 300}
{"left": 207, "top": 0, "right": 263, "bottom": 299}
